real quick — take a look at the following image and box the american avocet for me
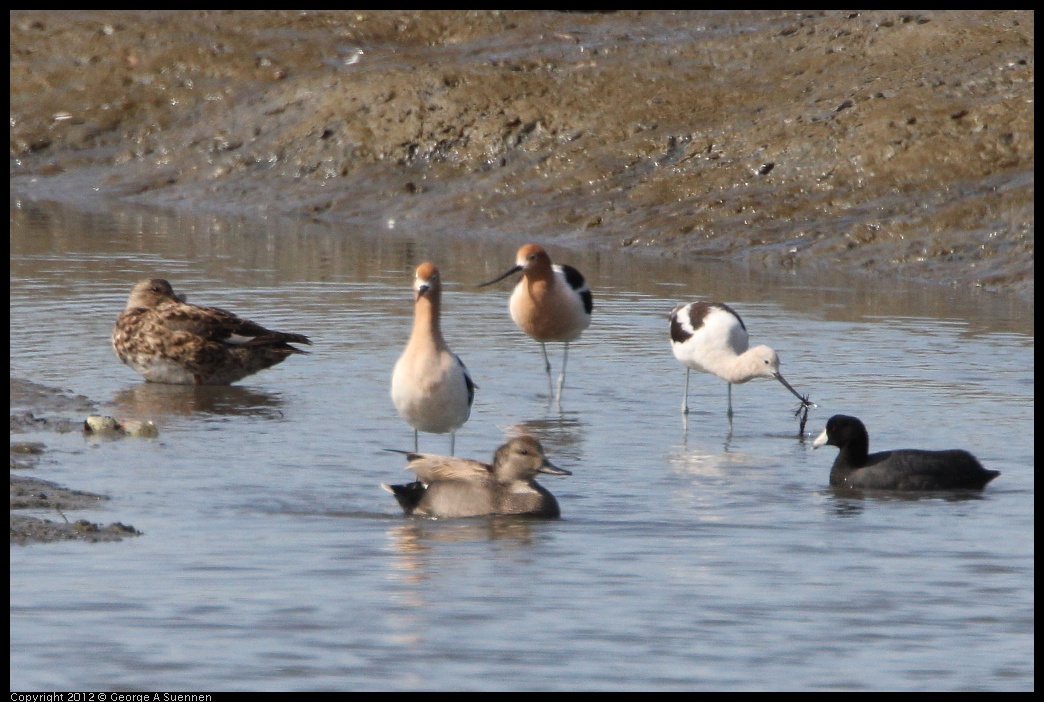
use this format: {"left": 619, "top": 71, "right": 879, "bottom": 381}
{"left": 479, "top": 244, "right": 592, "bottom": 402}
{"left": 112, "top": 278, "right": 310, "bottom": 385}
{"left": 669, "top": 301, "right": 812, "bottom": 417}
{"left": 391, "top": 262, "right": 476, "bottom": 455}
{"left": 382, "top": 435, "right": 571, "bottom": 518}
{"left": 812, "top": 415, "right": 999, "bottom": 491}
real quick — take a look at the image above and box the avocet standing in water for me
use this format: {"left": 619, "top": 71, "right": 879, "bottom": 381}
{"left": 479, "top": 244, "right": 592, "bottom": 403}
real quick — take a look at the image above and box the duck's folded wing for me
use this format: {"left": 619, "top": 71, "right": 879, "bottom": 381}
{"left": 406, "top": 455, "right": 492, "bottom": 484}
{"left": 157, "top": 304, "right": 310, "bottom": 347}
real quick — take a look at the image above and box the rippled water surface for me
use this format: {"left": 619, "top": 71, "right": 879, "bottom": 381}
{"left": 9, "top": 198, "right": 1034, "bottom": 691}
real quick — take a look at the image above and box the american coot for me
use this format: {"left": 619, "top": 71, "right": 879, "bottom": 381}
{"left": 669, "top": 301, "right": 813, "bottom": 416}
{"left": 391, "top": 263, "right": 476, "bottom": 456}
{"left": 812, "top": 414, "right": 999, "bottom": 491}
{"left": 113, "top": 278, "right": 310, "bottom": 385}
{"left": 382, "top": 435, "right": 571, "bottom": 519}
{"left": 478, "top": 244, "right": 592, "bottom": 403}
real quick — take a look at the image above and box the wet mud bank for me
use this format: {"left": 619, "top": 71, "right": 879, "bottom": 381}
{"left": 9, "top": 10, "right": 1033, "bottom": 299}
{"left": 10, "top": 379, "right": 143, "bottom": 545}
{"left": 11, "top": 476, "right": 142, "bottom": 545}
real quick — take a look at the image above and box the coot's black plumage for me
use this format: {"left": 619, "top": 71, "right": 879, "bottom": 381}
{"left": 812, "top": 415, "right": 999, "bottom": 491}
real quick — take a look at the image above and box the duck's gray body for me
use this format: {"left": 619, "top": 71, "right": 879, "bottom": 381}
{"left": 383, "top": 435, "right": 570, "bottom": 518}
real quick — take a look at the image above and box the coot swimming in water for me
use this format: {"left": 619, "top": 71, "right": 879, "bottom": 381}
{"left": 812, "top": 414, "right": 999, "bottom": 491}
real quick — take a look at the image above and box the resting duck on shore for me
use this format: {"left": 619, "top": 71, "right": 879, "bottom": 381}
{"left": 113, "top": 278, "right": 310, "bottom": 385}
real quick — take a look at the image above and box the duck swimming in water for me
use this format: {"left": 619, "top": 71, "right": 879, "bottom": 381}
{"left": 382, "top": 435, "right": 571, "bottom": 519}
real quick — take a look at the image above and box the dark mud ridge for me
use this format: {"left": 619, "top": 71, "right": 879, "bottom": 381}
{"left": 10, "top": 379, "right": 143, "bottom": 545}
{"left": 11, "top": 475, "right": 142, "bottom": 545}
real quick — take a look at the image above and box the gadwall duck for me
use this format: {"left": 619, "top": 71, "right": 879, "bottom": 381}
{"left": 113, "top": 278, "right": 310, "bottom": 385}
{"left": 812, "top": 414, "right": 999, "bottom": 491}
{"left": 382, "top": 435, "right": 571, "bottom": 518}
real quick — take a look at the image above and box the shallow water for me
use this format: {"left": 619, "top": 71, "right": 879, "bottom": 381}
{"left": 9, "top": 197, "right": 1034, "bottom": 691}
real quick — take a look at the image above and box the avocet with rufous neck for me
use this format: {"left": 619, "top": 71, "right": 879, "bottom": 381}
{"left": 479, "top": 244, "right": 592, "bottom": 403}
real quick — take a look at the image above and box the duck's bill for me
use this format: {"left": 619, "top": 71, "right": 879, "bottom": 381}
{"left": 775, "top": 373, "right": 816, "bottom": 407}
{"left": 477, "top": 265, "right": 523, "bottom": 288}
{"left": 539, "top": 461, "right": 572, "bottom": 476}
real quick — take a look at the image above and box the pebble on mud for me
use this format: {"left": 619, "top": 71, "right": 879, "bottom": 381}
{"left": 84, "top": 415, "right": 159, "bottom": 438}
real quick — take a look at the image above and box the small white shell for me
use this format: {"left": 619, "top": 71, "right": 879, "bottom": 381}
{"left": 84, "top": 415, "right": 121, "bottom": 433}
{"left": 83, "top": 415, "right": 159, "bottom": 438}
{"left": 120, "top": 420, "right": 159, "bottom": 438}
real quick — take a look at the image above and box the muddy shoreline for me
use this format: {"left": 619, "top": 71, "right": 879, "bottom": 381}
{"left": 10, "top": 10, "right": 1033, "bottom": 298}
{"left": 10, "top": 475, "right": 142, "bottom": 545}
{"left": 10, "top": 380, "right": 143, "bottom": 544}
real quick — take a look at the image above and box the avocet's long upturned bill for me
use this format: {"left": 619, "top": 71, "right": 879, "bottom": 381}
{"left": 479, "top": 244, "right": 592, "bottom": 401}
{"left": 113, "top": 278, "right": 310, "bottom": 385}
{"left": 391, "top": 263, "right": 476, "bottom": 455}
{"left": 669, "top": 301, "right": 812, "bottom": 416}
